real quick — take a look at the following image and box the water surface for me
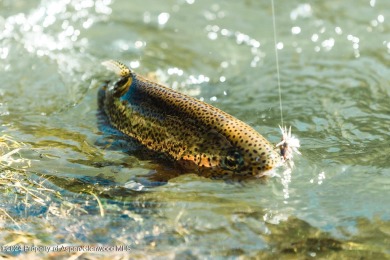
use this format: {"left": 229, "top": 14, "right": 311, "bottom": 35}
{"left": 0, "top": 0, "right": 389, "bottom": 258}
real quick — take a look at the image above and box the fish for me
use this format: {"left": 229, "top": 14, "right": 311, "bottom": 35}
{"left": 98, "top": 60, "right": 289, "bottom": 179}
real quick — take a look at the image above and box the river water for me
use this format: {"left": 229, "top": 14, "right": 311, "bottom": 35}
{"left": 0, "top": 0, "right": 389, "bottom": 258}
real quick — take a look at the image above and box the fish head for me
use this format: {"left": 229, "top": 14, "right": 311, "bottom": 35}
{"left": 219, "top": 144, "right": 282, "bottom": 178}
{"left": 187, "top": 126, "right": 283, "bottom": 178}
{"left": 213, "top": 124, "right": 283, "bottom": 178}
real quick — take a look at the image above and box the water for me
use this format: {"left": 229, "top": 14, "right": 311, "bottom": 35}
{"left": 1, "top": 0, "right": 389, "bottom": 258}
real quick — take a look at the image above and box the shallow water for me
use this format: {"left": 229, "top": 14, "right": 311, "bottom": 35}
{"left": 1, "top": 0, "right": 389, "bottom": 258}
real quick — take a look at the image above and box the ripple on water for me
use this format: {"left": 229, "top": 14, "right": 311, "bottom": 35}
{"left": 0, "top": 0, "right": 390, "bottom": 258}
{"left": 0, "top": 0, "right": 113, "bottom": 116}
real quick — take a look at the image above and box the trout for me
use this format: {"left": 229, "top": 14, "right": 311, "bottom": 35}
{"left": 98, "top": 60, "right": 287, "bottom": 179}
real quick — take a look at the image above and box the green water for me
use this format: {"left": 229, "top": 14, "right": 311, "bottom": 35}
{"left": 1, "top": 0, "right": 389, "bottom": 258}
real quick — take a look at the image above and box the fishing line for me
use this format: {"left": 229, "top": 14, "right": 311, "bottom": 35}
{"left": 271, "top": 0, "right": 284, "bottom": 127}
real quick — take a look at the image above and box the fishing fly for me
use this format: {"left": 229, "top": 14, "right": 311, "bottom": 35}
{"left": 271, "top": 0, "right": 301, "bottom": 168}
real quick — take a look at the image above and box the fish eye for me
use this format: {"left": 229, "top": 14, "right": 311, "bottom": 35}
{"left": 222, "top": 150, "right": 244, "bottom": 171}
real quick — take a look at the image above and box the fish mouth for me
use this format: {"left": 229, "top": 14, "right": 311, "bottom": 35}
{"left": 250, "top": 165, "right": 273, "bottom": 178}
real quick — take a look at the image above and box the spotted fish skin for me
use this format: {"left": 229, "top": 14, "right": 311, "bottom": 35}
{"left": 98, "top": 61, "right": 283, "bottom": 178}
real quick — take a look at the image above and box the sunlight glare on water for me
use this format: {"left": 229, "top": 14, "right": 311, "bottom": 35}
{"left": 0, "top": 0, "right": 389, "bottom": 258}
